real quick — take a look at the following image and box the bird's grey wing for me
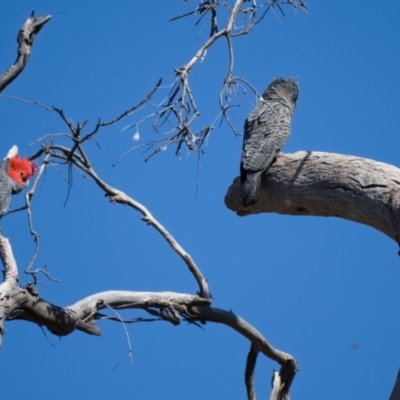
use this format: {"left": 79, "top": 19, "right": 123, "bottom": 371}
{"left": 240, "top": 102, "right": 291, "bottom": 205}
{"left": 242, "top": 102, "right": 291, "bottom": 173}
{"left": 0, "top": 159, "right": 12, "bottom": 214}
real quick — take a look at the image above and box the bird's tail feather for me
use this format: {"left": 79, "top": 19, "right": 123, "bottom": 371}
{"left": 242, "top": 172, "right": 262, "bottom": 207}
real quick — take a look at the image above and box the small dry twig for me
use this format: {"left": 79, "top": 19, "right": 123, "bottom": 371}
{"left": 119, "top": 0, "right": 307, "bottom": 159}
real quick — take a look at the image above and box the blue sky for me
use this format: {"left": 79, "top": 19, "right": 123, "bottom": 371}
{"left": 1, "top": 1, "right": 400, "bottom": 399}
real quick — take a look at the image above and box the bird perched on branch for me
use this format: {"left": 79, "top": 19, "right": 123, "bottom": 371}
{"left": 0, "top": 145, "right": 38, "bottom": 216}
{"left": 240, "top": 78, "right": 299, "bottom": 207}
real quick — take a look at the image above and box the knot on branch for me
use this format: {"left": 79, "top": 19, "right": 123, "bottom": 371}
{"left": 46, "top": 308, "right": 78, "bottom": 336}
{"left": 25, "top": 283, "right": 38, "bottom": 297}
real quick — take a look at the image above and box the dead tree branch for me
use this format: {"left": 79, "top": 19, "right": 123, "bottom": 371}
{"left": 245, "top": 345, "right": 258, "bottom": 400}
{"left": 1, "top": 280, "right": 297, "bottom": 379}
{"left": 189, "top": 305, "right": 297, "bottom": 368}
{"left": 0, "top": 233, "right": 100, "bottom": 340}
{"left": 0, "top": 235, "right": 19, "bottom": 282}
{"left": 67, "top": 290, "right": 297, "bottom": 379}
{"left": 0, "top": 12, "right": 51, "bottom": 93}
{"left": 225, "top": 151, "right": 400, "bottom": 243}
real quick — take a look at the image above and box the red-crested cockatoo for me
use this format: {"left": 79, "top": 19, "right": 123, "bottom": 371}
{"left": 0, "top": 145, "right": 38, "bottom": 215}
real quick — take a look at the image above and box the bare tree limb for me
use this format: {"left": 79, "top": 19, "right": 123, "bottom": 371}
{"left": 245, "top": 345, "right": 258, "bottom": 400}
{"left": 0, "top": 234, "right": 18, "bottom": 282}
{"left": 0, "top": 234, "right": 98, "bottom": 342}
{"left": 68, "top": 291, "right": 210, "bottom": 317}
{"left": 3, "top": 283, "right": 295, "bottom": 373}
{"left": 0, "top": 247, "right": 100, "bottom": 337}
{"left": 270, "top": 360, "right": 297, "bottom": 400}
{"left": 67, "top": 290, "right": 297, "bottom": 373}
{"left": 0, "top": 12, "right": 51, "bottom": 93}
{"left": 189, "top": 305, "right": 297, "bottom": 368}
{"left": 225, "top": 151, "right": 400, "bottom": 243}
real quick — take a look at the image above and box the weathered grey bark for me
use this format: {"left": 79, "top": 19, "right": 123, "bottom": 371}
{"left": 68, "top": 291, "right": 296, "bottom": 367}
{"left": 0, "top": 12, "right": 51, "bottom": 93}
{"left": 225, "top": 151, "right": 400, "bottom": 244}
{"left": 0, "top": 234, "right": 100, "bottom": 340}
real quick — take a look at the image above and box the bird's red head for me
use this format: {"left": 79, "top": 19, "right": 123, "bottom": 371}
{"left": 8, "top": 155, "right": 38, "bottom": 186}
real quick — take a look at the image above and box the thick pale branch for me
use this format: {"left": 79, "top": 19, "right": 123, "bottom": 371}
{"left": 13, "top": 297, "right": 80, "bottom": 336}
{"left": 68, "top": 290, "right": 296, "bottom": 371}
{"left": 68, "top": 290, "right": 210, "bottom": 318}
{"left": 225, "top": 151, "right": 400, "bottom": 242}
{"left": 0, "top": 233, "right": 99, "bottom": 337}
{"left": 0, "top": 234, "right": 18, "bottom": 282}
{"left": 0, "top": 12, "right": 51, "bottom": 93}
{"left": 0, "top": 280, "right": 100, "bottom": 340}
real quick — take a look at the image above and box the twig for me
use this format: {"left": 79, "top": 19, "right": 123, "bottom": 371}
{"left": 0, "top": 94, "right": 53, "bottom": 111}
{"left": 79, "top": 77, "right": 163, "bottom": 144}
{"left": 103, "top": 303, "right": 134, "bottom": 369}
{"left": 39, "top": 325, "right": 57, "bottom": 348}
{"left": 25, "top": 154, "right": 49, "bottom": 275}
{"left": 97, "top": 315, "right": 161, "bottom": 323}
